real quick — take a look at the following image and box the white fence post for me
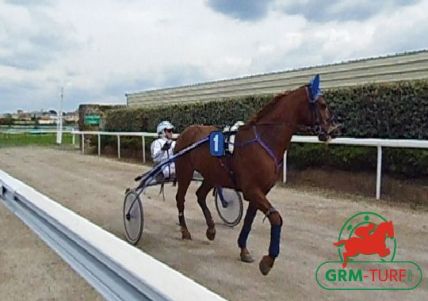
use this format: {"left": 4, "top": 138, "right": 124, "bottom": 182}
{"left": 142, "top": 135, "right": 146, "bottom": 163}
{"left": 98, "top": 134, "right": 101, "bottom": 156}
{"left": 72, "top": 133, "right": 75, "bottom": 145}
{"left": 117, "top": 135, "right": 121, "bottom": 159}
{"left": 283, "top": 150, "right": 287, "bottom": 183}
{"left": 376, "top": 145, "right": 382, "bottom": 200}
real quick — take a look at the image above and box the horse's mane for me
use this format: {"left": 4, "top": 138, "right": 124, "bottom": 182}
{"left": 246, "top": 90, "right": 292, "bottom": 125}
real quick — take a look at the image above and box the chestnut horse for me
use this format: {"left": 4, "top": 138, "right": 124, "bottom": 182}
{"left": 173, "top": 75, "right": 338, "bottom": 275}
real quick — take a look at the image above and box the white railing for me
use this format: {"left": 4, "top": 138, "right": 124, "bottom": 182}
{"left": 3, "top": 129, "right": 427, "bottom": 200}
{"left": 0, "top": 170, "right": 226, "bottom": 301}
{"left": 284, "top": 137, "right": 428, "bottom": 200}
{"left": 69, "top": 130, "right": 428, "bottom": 201}
{"left": 71, "top": 130, "right": 159, "bottom": 163}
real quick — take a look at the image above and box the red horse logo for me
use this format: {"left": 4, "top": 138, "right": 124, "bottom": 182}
{"left": 334, "top": 221, "right": 395, "bottom": 268}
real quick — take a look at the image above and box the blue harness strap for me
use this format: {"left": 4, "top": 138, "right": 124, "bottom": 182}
{"left": 252, "top": 126, "right": 283, "bottom": 173}
{"left": 234, "top": 126, "right": 283, "bottom": 173}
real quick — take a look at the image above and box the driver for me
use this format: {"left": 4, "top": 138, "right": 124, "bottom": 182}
{"left": 150, "top": 121, "right": 176, "bottom": 181}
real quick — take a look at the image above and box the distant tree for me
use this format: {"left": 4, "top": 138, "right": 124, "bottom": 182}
{"left": 0, "top": 117, "right": 14, "bottom": 127}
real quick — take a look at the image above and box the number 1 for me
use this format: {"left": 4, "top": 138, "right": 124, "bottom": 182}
{"left": 213, "top": 134, "right": 219, "bottom": 152}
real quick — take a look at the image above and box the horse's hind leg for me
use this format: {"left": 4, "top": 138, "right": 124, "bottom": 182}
{"left": 196, "top": 180, "right": 215, "bottom": 240}
{"left": 175, "top": 167, "right": 193, "bottom": 240}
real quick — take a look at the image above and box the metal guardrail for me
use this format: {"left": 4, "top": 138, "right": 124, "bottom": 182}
{"left": 126, "top": 50, "right": 428, "bottom": 107}
{"left": 0, "top": 170, "right": 227, "bottom": 301}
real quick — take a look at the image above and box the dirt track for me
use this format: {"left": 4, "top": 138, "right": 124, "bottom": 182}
{"left": 0, "top": 147, "right": 427, "bottom": 301}
{"left": 0, "top": 202, "right": 101, "bottom": 301}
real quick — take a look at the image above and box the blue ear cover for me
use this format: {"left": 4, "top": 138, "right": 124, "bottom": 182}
{"left": 309, "top": 74, "right": 321, "bottom": 103}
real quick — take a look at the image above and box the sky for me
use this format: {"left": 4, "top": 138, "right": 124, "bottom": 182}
{"left": 0, "top": 0, "right": 427, "bottom": 113}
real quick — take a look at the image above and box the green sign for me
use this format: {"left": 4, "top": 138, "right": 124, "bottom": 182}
{"left": 84, "top": 115, "right": 101, "bottom": 125}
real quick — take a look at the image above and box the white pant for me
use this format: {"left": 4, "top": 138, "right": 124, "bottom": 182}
{"left": 161, "top": 163, "right": 175, "bottom": 179}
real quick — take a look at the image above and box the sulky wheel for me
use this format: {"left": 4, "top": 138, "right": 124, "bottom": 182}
{"left": 123, "top": 189, "right": 144, "bottom": 245}
{"left": 215, "top": 187, "right": 243, "bottom": 227}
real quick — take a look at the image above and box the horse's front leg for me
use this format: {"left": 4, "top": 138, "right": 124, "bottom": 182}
{"left": 243, "top": 190, "right": 283, "bottom": 276}
{"left": 378, "top": 247, "right": 391, "bottom": 257}
{"left": 259, "top": 206, "right": 283, "bottom": 275}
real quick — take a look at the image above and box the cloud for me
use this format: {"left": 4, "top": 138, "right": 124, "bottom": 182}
{"left": 206, "top": 0, "right": 275, "bottom": 21}
{"left": 0, "top": 3, "right": 78, "bottom": 71}
{"left": 5, "top": 0, "right": 53, "bottom": 7}
{"left": 279, "top": 0, "right": 420, "bottom": 22}
{"left": 0, "top": 0, "right": 427, "bottom": 113}
{"left": 0, "top": 78, "right": 52, "bottom": 112}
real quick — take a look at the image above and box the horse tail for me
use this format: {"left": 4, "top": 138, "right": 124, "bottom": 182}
{"left": 333, "top": 240, "right": 347, "bottom": 247}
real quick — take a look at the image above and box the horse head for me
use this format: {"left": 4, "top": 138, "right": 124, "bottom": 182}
{"left": 373, "top": 220, "right": 395, "bottom": 240}
{"left": 298, "top": 74, "right": 341, "bottom": 141}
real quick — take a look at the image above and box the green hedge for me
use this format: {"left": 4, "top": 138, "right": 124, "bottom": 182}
{"left": 325, "top": 81, "right": 428, "bottom": 139}
{"left": 102, "top": 80, "right": 428, "bottom": 177}
{"left": 105, "top": 95, "right": 270, "bottom": 133}
{"left": 106, "top": 80, "right": 428, "bottom": 138}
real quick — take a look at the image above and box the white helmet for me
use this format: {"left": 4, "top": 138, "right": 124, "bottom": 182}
{"left": 156, "top": 120, "right": 174, "bottom": 136}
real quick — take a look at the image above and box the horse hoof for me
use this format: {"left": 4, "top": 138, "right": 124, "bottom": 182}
{"left": 259, "top": 255, "right": 274, "bottom": 276}
{"left": 240, "top": 250, "right": 254, "bottom": 263}
{"left": 181, "top": 230, "right": 192, "bottom": 240}
{"left": 206, "top": 228, "right": 216, "bottom": 241}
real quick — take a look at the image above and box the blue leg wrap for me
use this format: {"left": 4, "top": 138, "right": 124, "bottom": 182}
{"left": 237, "top": 206, "right": 257, "bottom": 248}
{"left": 269, "top": 224, "right": 282, "bottom": 258}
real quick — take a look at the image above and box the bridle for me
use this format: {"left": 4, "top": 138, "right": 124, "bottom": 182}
{"left": 305, "top": 86, "right": 338, "bottom": 137}
{"left": 307, "top": 86, "right": 324, "bottom": 136}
